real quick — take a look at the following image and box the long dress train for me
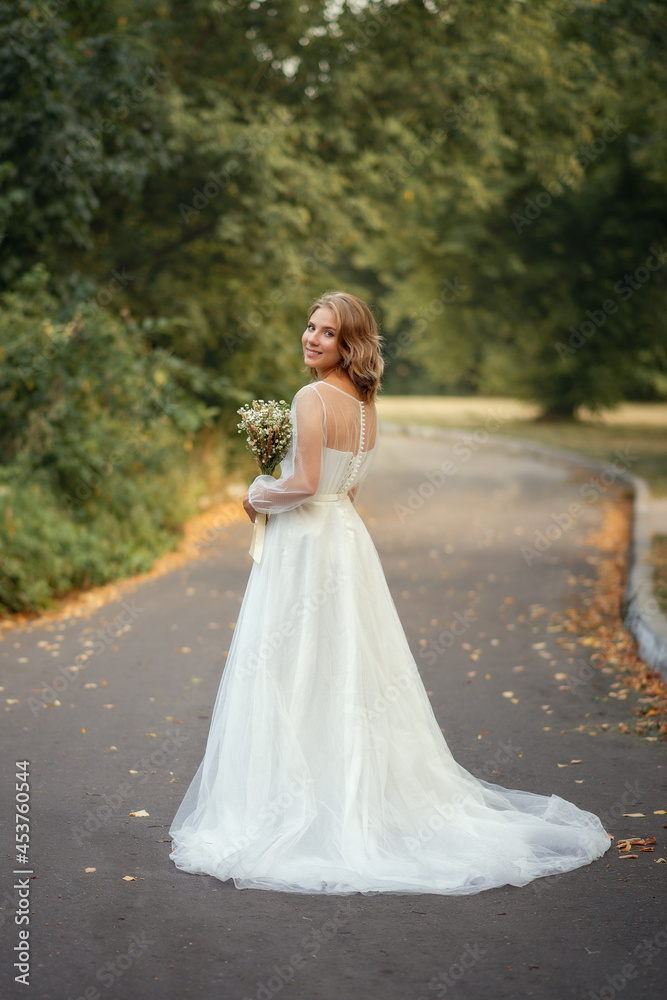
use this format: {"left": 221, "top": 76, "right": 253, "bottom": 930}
{"left": 169, "top": 381, "right": 611, "bottom": 894}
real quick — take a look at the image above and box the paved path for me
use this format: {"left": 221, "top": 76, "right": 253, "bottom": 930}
{"left": 1, "top": 433, "right": 666, "bottom": 1000}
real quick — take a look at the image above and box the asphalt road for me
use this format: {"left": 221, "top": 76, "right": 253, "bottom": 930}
{"left": 1, "top": 431, "right": 666, "bottom": 1000}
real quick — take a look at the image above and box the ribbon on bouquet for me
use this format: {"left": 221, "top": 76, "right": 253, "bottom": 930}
{"left": 249, "top": 512, "right": 267, "bottom": 563}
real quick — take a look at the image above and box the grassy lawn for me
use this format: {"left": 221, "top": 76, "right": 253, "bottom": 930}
{"left": 376, "top": 397, "right": 667, "bottom": 497}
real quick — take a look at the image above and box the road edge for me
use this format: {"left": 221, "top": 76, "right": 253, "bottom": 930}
{"left": 379, "top": 420, "right": 667, "bottom": 682}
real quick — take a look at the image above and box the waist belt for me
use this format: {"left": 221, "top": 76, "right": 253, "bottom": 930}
{"left": 249, "top": 492, "right": 351, "bottom": 563}
{"left": 309, "top": 492, "right": 350, "bottom": 503}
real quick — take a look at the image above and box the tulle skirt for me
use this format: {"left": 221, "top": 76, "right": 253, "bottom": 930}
{"left": 169, "top": 498, "right": 611, "bottom": 894}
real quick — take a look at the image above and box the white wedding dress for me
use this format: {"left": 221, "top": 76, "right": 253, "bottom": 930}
{"left": 169, "top": 381, "right": 611, "bottom": 894}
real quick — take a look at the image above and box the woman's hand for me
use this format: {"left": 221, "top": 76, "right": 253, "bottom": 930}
{"left": 242, "top": 491, "right": 257, "bottom": 523}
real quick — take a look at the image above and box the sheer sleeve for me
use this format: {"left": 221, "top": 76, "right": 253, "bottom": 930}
{"left": 246, "top": 385, "right": 324, "bottom": 514}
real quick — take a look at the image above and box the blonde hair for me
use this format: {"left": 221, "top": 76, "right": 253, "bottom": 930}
{"left": 307, "top": 291, "right": 384, "bottom": 402}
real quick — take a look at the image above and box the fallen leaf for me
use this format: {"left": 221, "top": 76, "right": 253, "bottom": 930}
{"left": 557, "top": 763, "right": 568, "bottom": 768}
{"left": 618, "top": 855, "right": 638, "bottom": 860}
{"left": 656, "top": 858, "right": 667, "bottom": 863}
{"left": 84, "top": 867, "right": 96, "bottom": 873}
{"left": 129, "top": 809, "right": 150, "bottom": 818}
{"left": 654, "top": 810, "right": 666, "bottom": 815}
{"left": 122, "top": 876, "right": 136, "bottom": 881}
{"left": 570, "top": 760, "right": 583, "bottom": 764}
{"left": 502, "top": 691, "right": 514, "bottom": 698}
{"left": 622, "top": 813, "right": 645, "bottom": 818}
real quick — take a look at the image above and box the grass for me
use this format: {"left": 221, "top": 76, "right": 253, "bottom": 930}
{"left": 376, "top": 397, "right": 667, "bottom": 497}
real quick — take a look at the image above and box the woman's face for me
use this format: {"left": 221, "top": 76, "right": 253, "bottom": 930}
{"left": 302, "top": 306, "right": 342, "bottom": 373}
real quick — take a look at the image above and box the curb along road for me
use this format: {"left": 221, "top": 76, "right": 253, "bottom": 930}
{"left": 380, "top": 420, "right": 667, "bottom": 683}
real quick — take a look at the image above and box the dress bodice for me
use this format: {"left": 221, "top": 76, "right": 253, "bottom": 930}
{"left": 247, "top": 382, "right": 378, "bottom": 514}
{"left": 317, "top": 445, "right": 378, "bottom": 495}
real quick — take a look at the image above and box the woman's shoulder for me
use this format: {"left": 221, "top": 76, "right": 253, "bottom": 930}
{"left": 291, "top": 382, "right": 327, "bottom": 417}
{"left": 292, "top": 382, "right": 321, "bottom": 405}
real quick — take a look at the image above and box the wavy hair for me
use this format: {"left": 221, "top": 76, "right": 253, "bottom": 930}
{"left": 307, "top": 290, "right": 384, "bottom": 402}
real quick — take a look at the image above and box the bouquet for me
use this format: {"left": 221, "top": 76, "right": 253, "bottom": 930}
{"left": 237, "top": 399, "right": 293, "bottom": 561}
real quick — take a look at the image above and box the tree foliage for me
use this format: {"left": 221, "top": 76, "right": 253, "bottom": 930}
{"left": 1, "top": 0, "right": 666, "bottom": 608}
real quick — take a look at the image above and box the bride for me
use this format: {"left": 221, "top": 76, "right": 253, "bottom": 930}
{"left": 169, "top": 290, "right": 611, "bottom": 895}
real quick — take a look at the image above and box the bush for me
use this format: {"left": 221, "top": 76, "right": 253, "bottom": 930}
{"left": 0, "top": 265, "right": 236, "bottom": 613}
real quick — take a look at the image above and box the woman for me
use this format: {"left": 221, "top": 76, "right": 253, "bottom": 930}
{"left": 169, "top": 290, "right": 611, "bottom": 895}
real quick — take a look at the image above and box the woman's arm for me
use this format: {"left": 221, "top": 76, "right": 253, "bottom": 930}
{"left": 245, "top": 386, "right": 324, "bottom": 515}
